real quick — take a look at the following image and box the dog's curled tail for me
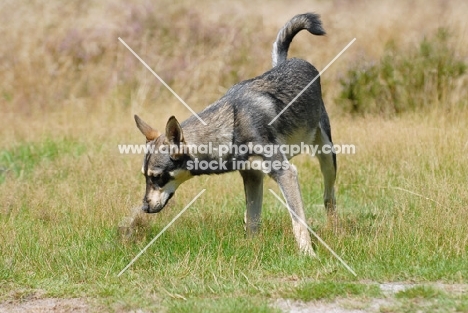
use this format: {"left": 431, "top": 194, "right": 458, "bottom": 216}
{"left": 272, "top": 13, "right": 326, "bottom": 67}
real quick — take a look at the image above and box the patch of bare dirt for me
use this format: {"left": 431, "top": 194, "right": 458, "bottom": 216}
{"left": 274, "top": 282, "right": 468, "bottom": 313}
{"left": 0, "top": 298, "right": 90, "bottom": 313}
{"left": 275, "top": 298, "right": 394, "bottom": 313}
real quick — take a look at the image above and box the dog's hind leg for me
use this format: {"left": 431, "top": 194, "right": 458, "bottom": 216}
{"left": 314, "top": 118, "right": 337, "bottom": 231}
{"left": 270, "top": 165, "right": 316, "bottom": 257}
{"left": 240, "top": 170, "right": 264, "bottom": 236}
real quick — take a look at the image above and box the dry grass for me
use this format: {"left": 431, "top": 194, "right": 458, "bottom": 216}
{"left": 2, "top": 0, "right": 468, "bottom": 142}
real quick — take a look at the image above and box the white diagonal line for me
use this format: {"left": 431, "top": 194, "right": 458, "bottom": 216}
{"left": 268, "top": 189, "right": 357, "bottom": 277}
{"left": 118, "top": 37, "right": 207, "bottom": 126}
{"left": 117, "top": 189, "right": 206, "bottom": 277}
{"left": 268, "top": 38, "right": 356, "bottom": 125}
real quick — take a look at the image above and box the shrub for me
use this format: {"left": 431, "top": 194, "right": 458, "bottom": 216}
{"left": 338, "top": 28, "right": 467, "bottom": 116}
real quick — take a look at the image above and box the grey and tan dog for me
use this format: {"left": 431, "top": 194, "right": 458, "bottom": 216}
{"left": 134, "top": 13, "right": 336, "bottom": 257}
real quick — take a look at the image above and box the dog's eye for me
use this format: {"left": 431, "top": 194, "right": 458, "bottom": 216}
{"left": 148, "top": 172, "right": 170, "bottom": 186}
{"left": 150, "top": 175, "right": 161, "bottom": 185}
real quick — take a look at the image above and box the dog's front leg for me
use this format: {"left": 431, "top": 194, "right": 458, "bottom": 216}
{"left": 240, "top": 170, "right": 264, "bottom": 236}
{"left": 270, "top": 164, "right": 316, "bottom": 257}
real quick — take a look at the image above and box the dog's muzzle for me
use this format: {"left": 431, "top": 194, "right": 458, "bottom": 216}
{"left": 141, "top": 201, "right": 163, "bottom": 213}
{"left": 141, "top": 193, "right": 174, "bottom": 213}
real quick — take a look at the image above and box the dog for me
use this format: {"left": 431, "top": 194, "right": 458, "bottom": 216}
{"left": 134, "top": 13, "right": 336, "bottom": 257}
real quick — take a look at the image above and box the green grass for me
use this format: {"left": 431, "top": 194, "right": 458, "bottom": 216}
{"left": 0, "top": 138, "right": 86, "bottom": 183}
{"left": 283, "top": 282, "right": 381, "bottom": 301}
{"left": 168, "top": 297, "right": 279, "bottom": 313}
{"left": 1, "top": 121, "right": 467, "bottom": 312}
{"left": 395, "top": 285, "right": 446, "bottom": 299}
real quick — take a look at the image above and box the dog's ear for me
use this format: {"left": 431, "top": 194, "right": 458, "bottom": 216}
{"left": 134, "top": 115, "right": 160, "bottom": 142}
{"left": 165, "top": 116, "right": 185, "bottom": 160}
{"left": 165, "top": 116, "right": 185, "bottom": 145}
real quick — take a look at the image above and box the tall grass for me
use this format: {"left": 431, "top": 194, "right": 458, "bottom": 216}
{"left": 1, "top": 0, "right": 468, "bottom": 311}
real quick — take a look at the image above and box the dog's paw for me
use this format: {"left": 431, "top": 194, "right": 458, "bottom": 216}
{"left": 300, "top": 244, "right": 318, "bottom": 258}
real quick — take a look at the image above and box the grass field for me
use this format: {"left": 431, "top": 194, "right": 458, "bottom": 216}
{"left": 1, "top": 0, "right": 468, "bottom": 312}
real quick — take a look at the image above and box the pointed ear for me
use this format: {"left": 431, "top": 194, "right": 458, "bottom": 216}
{"left": 165, "top": 116, "right": 184, "bottom": 145}
{"left": 134, "top": 115, "right": 160, "bottom": 142}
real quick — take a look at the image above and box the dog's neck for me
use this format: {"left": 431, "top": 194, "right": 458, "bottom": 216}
{"left": 181, "top": 101, "right": 235, "bottom": 159}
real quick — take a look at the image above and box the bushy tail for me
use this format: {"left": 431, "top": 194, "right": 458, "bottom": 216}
{"left": 272, "top": 13, "right": 326, "bottom": 67}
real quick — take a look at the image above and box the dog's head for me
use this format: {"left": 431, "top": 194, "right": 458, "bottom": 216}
{"left": 134, "top": 115, "right": 192, "bottom": 213}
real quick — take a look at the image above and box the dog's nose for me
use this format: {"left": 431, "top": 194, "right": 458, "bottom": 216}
{"left": 141, "top": 201, "right": 150, "bottom": 213}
